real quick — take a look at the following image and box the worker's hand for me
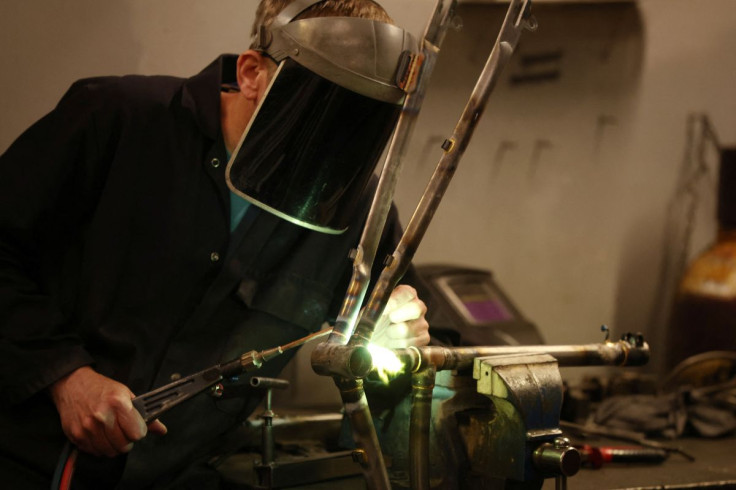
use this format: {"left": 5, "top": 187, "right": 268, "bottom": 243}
{"left": 372, "top": 284, "right": 430, "bottom": 349}
{"left": 48, "top": 366, "right": 167, "bottom": 457}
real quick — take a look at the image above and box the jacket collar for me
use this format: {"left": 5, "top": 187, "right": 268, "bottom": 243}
{"left": 180, "top": 54, "right": 238, "bottom": 140}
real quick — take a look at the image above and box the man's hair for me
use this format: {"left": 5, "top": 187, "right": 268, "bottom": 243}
{"left": 250, "top": 0, "right": 393, "bottom": 48}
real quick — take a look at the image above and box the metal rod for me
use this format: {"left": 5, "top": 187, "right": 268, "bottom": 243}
{"left": 556, "top": 475, "right": 567, "bottom": 490}
{"left": 311, "top": 337, "right": 649, "bottom": 379}
{"left": 410, "top": 365, "right": 436, "bottom": 490}
{"left": 327, "top": 0, "right": 458, "bottom": 345}
{"left": 311, "top": 342, "right": 373, "bottom": 379}
{"left": 335, "top": 377, "right": 391, "bottom": 490}
{"left": 323, "top": 4, "right": 460, "bottom": 489}
{"left": 262, "top": 388, "right": 274, "bottom": 466}
{"left": 323, "top": 3, "right": 532, "bottom": 489}
{"left": 349, "top": 0, "right": 535, "bottom": 347}
{"left": 395, "top": 338, "right": 650, "bottom": 374}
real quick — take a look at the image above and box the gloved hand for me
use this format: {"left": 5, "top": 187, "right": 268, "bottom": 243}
{"left": 371, "top": 284, "right": 430, "bottom": 349}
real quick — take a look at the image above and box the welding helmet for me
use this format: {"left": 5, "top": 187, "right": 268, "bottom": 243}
{"left": 225, "top": 0, "right": 416, "bottom": 234}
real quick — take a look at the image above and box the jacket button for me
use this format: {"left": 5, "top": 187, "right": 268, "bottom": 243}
{"left": 210, "top": 157, "right": 220, "bottom": 168}
{"left": 210, "top": 252, "right": 220, "bottom": 262}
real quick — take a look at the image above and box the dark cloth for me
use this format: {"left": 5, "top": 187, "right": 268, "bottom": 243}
{"left": 0, "top": 55, "right": 406, "bottom": 488}
{"left": 594, "top": 385, "right": 736, "bottom": 439}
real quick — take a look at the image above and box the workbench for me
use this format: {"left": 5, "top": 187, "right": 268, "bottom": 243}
{"left": 221, "top": 434, "right": 736, "bottom": 489}
{"left": 544, "top": 436, "right": 736, "bottom": 489}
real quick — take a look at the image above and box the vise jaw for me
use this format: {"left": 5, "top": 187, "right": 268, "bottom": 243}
{"left": 470, "top": 353, "right": 580, "bottom": 486}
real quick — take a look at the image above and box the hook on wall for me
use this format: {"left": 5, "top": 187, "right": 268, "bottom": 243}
{"left": 493, "top": 139, "right": 519, "bottom": 178}
{"left": 528, "top": 138, "right": 553, "bottom": 180}
{"left": 593, "top": 114, "right": 618, "bottom": 160}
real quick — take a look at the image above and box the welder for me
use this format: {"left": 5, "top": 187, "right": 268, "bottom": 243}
{"left": 0, "top": 0, "right": 429, "bottom": 488}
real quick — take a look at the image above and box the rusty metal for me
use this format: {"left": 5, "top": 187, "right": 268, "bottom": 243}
{"left": 327, "top": 0, "right": 458, "bottom": 346}
{"left": 320, "top": 4, "right": 460, "bottom": 489}
{"left": 311, "top": 342, "right": 373, "bottom": 379}
{"left": 317, "top": 2, "right": 536, "bottom": 489}
{"left": 410, "top": 365, "right": 436, "bottom": 489}
{"left": 349, "top": 0, "right": 536, "bottom": 347}
{"left": 395, "top": 337, "right": 650, "bottom": 374}
{"left": 470, "top": 353, "right": 566, "bottom": 483}
{"left": 308, "top": 336, "right": 648, "bottom": 380}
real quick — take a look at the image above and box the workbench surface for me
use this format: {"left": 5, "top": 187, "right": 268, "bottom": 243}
{"left": 544, "top": 436, "right": 736, "bottom": 489}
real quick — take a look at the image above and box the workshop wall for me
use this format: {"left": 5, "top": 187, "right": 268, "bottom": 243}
{"left": 0, "top": 0, "right": 734, "bottom": 379}
{"left": 393, "top": 1, "right": 736, "bottom": 376}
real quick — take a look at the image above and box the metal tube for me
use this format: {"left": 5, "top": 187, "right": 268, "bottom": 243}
{"left": 324, "top": 4, "right": 531, "bottom": 490}
{"left": 395, "top": 339, "right": 650, "bottom": 374}
{"left": 335, "top": 377, "right": 391, "bottom": 490}
{"left": 262, "top": 389, "right": 274, "bottom": 466}
{"left": 410, "top": 366, "right": 436, "bottom": 490}
{"left": 350, "top": 0, "right": 535, "bottom": 346}
{"left": 311, "top": 342, "right": 373, "bottom": 378}
{"left": 327, "top": 0, "right": 458, "bottom": 345}
{"left": 311, "top": 337, "right": 648, "bottom": 379}
{"left": 323, "top": 6, "right": 460, "bottom": 490}
{"left": 249, "top": 377, "right": 290, "bottom": 390}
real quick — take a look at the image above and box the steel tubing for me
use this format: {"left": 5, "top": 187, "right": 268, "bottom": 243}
{"left": 327, "top": 0, "right": 458, "bottom": 345}
{"left": 325, "top": 5, "right": 459, "bottom": 489}
{"left": 349, "top": 0, "right": 535, "bottom": 347}
{"left": 335, "top": 377, "right": 391, "bottom": 490}
{"left": 311, "top": 342, "right": 373, "bottom": 379}
{"left": 395, "top": 339, "right": 650, "bottom": 374}
{"left": 410, "top": 366, "right": 436, "bottom": 490}
{"left": 325, "top": 3, "right": 531, "bottom": 490}
{"left": 311, "top": 338, "right": 648, "bottom": 380}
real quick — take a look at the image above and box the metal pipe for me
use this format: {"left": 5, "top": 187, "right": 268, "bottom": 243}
{"left": 249, "top": 377, "right": 290, "bottom": 390}
{"left": 395, "top": 338, "right": 650, "bottom": 374}
{"left": 262, "top": 389, "right": 274, "bottom": 467}
{"left": 311, "top": 337, "right": 648, "bottom": 379}
{"left": 335, "top": 377, "right": 391, "bottom": 490}
{"left": 249, "top": 376, "right": 290, "bottom": 472}
{"left": 311, "top": 342, "right": 373, "bottom": 379}
{"left": 323, "top": 4, "right": 531, "bottom": 490}
{"left": 410, "top": 365, "right": 436, "bottom": 490}
{"left": 349, "top": 0, "right": 536, "bottom": 347}
{"left": 327, "top": 0, "right": 458, "bottom": 345}
{"left": 323, "top": 5, "right": 460, "bottom": 489}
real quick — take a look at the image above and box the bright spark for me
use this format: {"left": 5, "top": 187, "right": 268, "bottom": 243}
{"left": 367, "top": 344, "right": 404, "bottom": 384}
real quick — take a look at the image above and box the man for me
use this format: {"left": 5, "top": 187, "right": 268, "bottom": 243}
{"left": 0, "top": 0, "right": 428, "bottom": 488}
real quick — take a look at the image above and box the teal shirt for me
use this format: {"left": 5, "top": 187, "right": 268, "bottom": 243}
{"left": 227, "top": 147, "right": 251, "bottom": 231}
{"left": 229, "top": 192, "right": 251, "bottom": 231}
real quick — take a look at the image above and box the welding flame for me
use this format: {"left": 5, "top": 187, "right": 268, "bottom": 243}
{"left": 367, "top": 344, "right": 404, "bottom": 384}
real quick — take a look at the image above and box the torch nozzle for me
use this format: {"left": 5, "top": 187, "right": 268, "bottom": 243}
{"left": 238, "top": 327, "right": 333, "bottom": 372}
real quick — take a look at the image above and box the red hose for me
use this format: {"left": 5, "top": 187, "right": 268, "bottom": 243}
{"left": 58, "top": 447, "right": 78, "bottom": 490}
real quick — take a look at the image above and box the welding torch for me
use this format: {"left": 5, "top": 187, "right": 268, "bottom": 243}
{"left": 131, "top": 328, "right": 331, "bottom": 423}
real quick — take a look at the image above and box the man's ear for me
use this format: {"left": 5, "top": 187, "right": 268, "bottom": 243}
{"left": 236, "top": 50, "right": 272, "bottom": 102}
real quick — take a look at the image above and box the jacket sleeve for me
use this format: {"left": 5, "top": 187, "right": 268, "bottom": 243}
{"left": 0, "top": 80, "right": 114, "bottom": 404}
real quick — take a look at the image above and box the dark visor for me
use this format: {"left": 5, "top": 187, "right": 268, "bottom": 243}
{"left": 226, "top": 58, "right": 401, "bottom": 234}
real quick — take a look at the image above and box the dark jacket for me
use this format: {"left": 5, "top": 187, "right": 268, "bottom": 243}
{"left": 0, "top": 55, "right": 405, "bottom": 488}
